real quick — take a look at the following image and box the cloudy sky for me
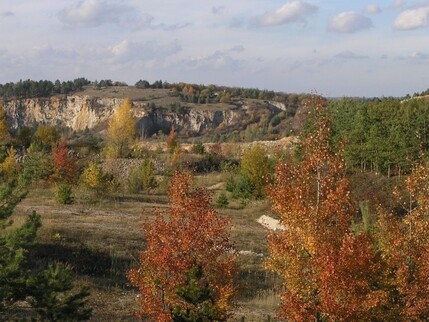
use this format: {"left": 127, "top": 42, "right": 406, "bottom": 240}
{"left": 0, "top": 0, "right": 428, "bottom": 97}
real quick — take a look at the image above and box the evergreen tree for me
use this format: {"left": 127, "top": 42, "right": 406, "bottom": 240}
{"left": 0, "top": 184, "right": 91, "bottom": 320}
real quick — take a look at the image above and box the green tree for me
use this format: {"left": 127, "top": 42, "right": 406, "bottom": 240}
{"left": 0, "top": 185, "right": 91, "bottom": 320}
{"left": 240, "top": 145, "right": 273, "bottom": 198}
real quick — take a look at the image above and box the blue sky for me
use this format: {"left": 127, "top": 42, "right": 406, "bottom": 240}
{"left": 0, "top": 0, "right": 428, "bottom": 97}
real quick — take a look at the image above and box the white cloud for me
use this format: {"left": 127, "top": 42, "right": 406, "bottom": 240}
{"left": 328, "top": 11, "right": 373, "bottom": 33}
{"left": 135, "top": 13, "right": 190, "bottom": 31}
{"left": 110, "top": 40, "right": 182, "bottom": 63}
{"left": 397, "top": 51, "right": 429, "bottom": 63}
{"left": 366, "top": 4, "right": 382, "bottom": 14}
{"left": 181, "top": 50, "right": 244, "bottom": 71}
{"left": 251, "top": 1, "right": 318, "bottom": 27}
{"left": 334, "top": 50, "right": 369, "bottom": 59}
{"left": 393, "top": 6, "right": 429, "bottom": 30}
{"left": 58, "top": 0, "right": 134, "bottom": 27}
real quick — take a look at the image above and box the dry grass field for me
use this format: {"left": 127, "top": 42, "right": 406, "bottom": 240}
{"left": 12, "top": 173, "right": 281, "bottom": 321}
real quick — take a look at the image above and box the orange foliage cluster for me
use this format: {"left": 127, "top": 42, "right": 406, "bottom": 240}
{"left": 128, "top": 172, "right": 235, "bottom": 321}
{"left": 52, "top": 143, "right": 78, "bottom": 183}
{"left": 267, "top": 99, "right": 429, "bottom": 321}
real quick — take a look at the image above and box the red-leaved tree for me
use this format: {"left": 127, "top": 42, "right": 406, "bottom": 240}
{"left": 52, "top": 143, "right": 78, "bottom": 183}
{"left": 267, "top": 98, "right": 388, "bottom": 321}
{"left": 128, "top": 172, "right": 235, "bottom": 321}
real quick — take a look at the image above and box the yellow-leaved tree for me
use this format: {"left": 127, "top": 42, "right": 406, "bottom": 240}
{"left": 106, "top": 99, "right": 136, "bottom": 158}
{"left": 0, "top": 103, "right": 10, "bottom": 144}
{"left": 0, "top": 146, "right": 19, "bottom": 180}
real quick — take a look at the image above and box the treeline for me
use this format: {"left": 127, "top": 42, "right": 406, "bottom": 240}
{"left": 0, "top": 78, "right": 91, "bottom": 100}
{"left": 328, "top": 97, "right": 429, "bottom": 176}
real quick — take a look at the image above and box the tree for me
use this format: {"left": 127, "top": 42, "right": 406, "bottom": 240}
{"left": 35, "top": 125, "right": 58, "bottom": 148}
{"left": 106, "top": 99, "right": 136, "bottom": 158}
{"left": 267, "top": 99, "right": 387, "bottom": 321}
{"left": 80, "top": 161, "right": 108, "bottom": 194}
{"left": 0, "top": 103, "right": 9, "bottom": 145}
{"left": 0, "top": 146, "right": 19, "bottom": 181}
{"left": 375, "top": 160, "right": 429, "bottom": 320}
{"left": 0, "top": 184, "right": 91, "bottom": 320}
{"left": 240, "top": 144, "right": 273, "bottom": 198}
{"left": 166, "top": 126, "right": 178, "bottom": 153}
{"left": 52, "top": 143, "right": 78, "bottom": 183}
{"left": 128, "top": 172, "right": 235, "bottom": 321}
{"left": 18, "top": 147, "right": 53, "bottom": 186}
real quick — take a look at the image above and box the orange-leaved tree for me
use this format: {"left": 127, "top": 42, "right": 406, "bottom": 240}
{"left": 375, "top": 160, "right": 429, "bottom": 320}
{"left": 52, "top": 143, "right": 78, "bottom": 183}
{"left": 128, "top": 172, "right": 235, "bottom": 321}
{"left": 267, "top": 98, "right": 387, "bottom": 321}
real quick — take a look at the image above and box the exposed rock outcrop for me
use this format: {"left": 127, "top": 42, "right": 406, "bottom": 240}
{"left": 3, "top": 95, "right": 247, "bottom": 138}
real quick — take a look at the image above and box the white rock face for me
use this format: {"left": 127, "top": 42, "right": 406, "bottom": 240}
{"left": 3, "top": 95, "right": 246, "bottom": 136}
{"left": 4, "top": 96, "right": 128, "bottom": 131}
{"left": 257, "top": 215, "right": 286, "bottom": 231}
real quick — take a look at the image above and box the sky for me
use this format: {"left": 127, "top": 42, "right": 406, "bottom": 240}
{"left": 0, "top": 0, "right": 428, "bottom": 97}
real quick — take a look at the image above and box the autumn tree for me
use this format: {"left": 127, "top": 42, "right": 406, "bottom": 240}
{"left": 166, "top": 126, "right": 178, "bottom": 153}
{"left": 374, "top": 160, "right": 429, "bottom": 320}
{"left": 267, "top": 98, "right": 387, "bottom": 321}
{"left": 0, "top": 146, "right": 19, "bottom": 181}
{"left": 106, "top": 99, "right": 136, "bottom": 158}
{"left": 0, "top": 103, "right": 9, "bottom": 145}
{"left": 34, "top": 124, "right": 58, "bottom": 148}
{"left": 80, "top": 161, "right": 109, "bottom": 194}
{"left": 128, "top": 172, "right": 235, "bottom": 321}
{"left": 52, "top": 142, "right": 78, "bottom": 183}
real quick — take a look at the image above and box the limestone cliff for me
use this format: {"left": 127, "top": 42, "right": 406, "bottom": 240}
{"left": 3, "top": 95, "right": 246, "bottom": 138}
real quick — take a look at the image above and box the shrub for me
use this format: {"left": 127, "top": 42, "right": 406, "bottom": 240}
{"left": 191, "top": 141, "right": 205, "bottom": 154}
{"left": 215, "top": 192, "right": 229, "bottom": 208}
{"left": 126, "top": 158, "right": 156, "bottom": 193}
{"left": 226, "top": 174, "right": 255, "bottom": 200}
{"left": 54, "top": 182, "right": 73, "bottom": 204}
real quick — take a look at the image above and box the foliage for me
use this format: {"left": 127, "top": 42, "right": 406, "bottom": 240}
{"left": 128, "top": 172, "right": 235, "bottom": 321}
{"left": 54, "top": 182, "right": 74, "bottom": 204}
{"left": 52, "top": 143, "right": 78, "bottom": 183}
{"left": 166, "top": 126, "right": 178, "bottom": 153}
{"left": 106, "top": 99, "right": 136, "bottom": 158}
{"left": 374, "top": 160, "right": 429, "bottom": 320}
{"left": 225, "top": 174, "right": 254, "bottom": 200}
{"left": 172, "top": 266, "right": 221, "bottom": 321}
{"left": 0, "top": 104, "right": 9, "bottom": 145}
{"left": 266, "top": 99, "right": 387, "bottom": 320}
{"left": 215, "top": 193, "right": 229, "bottom": 208}
{"left": 0, "top": 184, "right": 91, "bottom": 320}
{"left": 18, "top": 149, "right": 53, "bottom": 185}
{"left": 240, "top": 145, "right": 273, "bottom": 198}
{"left": 328, "top": 97, "right": 429, "bottom": 176}
{"left": 80, "top": 161, "right": 109, "bottom": 194}
{"left": 126, "top": 158, "right": 156, "bottom": 193}
{"left": 191, "top": 141, "right": 205, "bottom": 155}
{"left": 35, "top": 124, "right": 58, "bottom": 148}
{"left": 0, "top": 146, "right": 19, "bottom": 181}
{"left": 0, "top": 78, "right": 90, "bottom": 99}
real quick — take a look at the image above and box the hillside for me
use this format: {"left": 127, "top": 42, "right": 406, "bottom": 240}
{"left": 2, "top": 84, "right": 312, "bottom": 143}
